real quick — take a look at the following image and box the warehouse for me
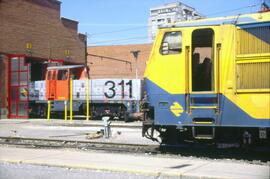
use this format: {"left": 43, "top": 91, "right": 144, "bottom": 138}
{"left": 0, "top": 0, "right": 86, "bottom": 118}
{"left": 87, "top": 44, "right": 152, "bottom": 79}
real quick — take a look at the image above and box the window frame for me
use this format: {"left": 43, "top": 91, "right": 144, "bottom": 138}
{"left": 57, "top": 70, "right": 69, "bottom": 81}
{"left": 159, "top": 31, "right": 182, "bottom": 55}
{"left": 47, "top": 71, "right": 52, "bottom": 80}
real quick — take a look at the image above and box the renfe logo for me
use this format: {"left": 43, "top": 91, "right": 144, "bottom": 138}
{"left": 170, "top": 102, "right": 184, "bottom": 117}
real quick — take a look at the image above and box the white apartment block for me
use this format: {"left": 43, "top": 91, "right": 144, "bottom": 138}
{"left": 148, "top": 2, "right": 203, "bottom": 41}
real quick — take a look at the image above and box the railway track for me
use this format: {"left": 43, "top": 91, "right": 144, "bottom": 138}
{"left": 0, "top": 136, "right": 158, "bottom": 154}
{"left": 42, "top": 122, "right": 142, "bottom": 129}
{"left": 0, "top": 136, "right": 269, "bottom": 165}
{"left": 0, "top": 119, "right": 142, "bottom": 129}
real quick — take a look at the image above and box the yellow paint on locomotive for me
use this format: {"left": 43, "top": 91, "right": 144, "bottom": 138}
{"left": 145, "top": 12, "right": 270, "bottom": 120}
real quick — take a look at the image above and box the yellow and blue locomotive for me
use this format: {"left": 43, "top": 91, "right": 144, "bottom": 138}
{"left": 142, "top": 12, "right": 270, "bottom": 146}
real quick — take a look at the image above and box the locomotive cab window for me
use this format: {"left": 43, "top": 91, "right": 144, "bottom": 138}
{"left": 47, "top": 71, "right": 52, "bottom": 80}
{"left": 52, "top": 71, "right": 56, "bottom": 80}
{"left": 57, "top": 70, "right": 68, "bottom": 80}
{"left": 160, "top": 31, "right": 182, "bottom": 55}
{"left": 70, "top": 69, "right": 81, "bottom": 80}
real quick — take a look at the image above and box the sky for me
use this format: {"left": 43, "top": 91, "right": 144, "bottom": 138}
{"left": 60, "top": 0, "right": 268, "bottom": 46}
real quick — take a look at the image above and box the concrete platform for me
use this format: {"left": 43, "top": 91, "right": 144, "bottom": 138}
{"left": 0, "top": 146, "right": 269, "bottom": 179}
{"left": 0, "top": 118, "right": 142, "bottom": 127}
{"left": 0, "top": 119, "right": 154, "bottom": 145}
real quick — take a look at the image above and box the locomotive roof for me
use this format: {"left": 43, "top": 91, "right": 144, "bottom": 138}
{"left": 160, "top": 11, "right": 270, "bottom": 28}
{"left": 47, "top": 65, "right": 85, "bottom": 70}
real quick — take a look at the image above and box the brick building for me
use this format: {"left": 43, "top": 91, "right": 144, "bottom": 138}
{"left": 87, "top": 44, "right": 152, "bottom": 79}
{"left": 0, "top": 0, "right": 86, "bottom": 118}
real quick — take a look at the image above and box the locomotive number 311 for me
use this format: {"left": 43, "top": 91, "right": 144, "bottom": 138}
{"left": 104, "top": 80, "right": 132, "bottom": 99}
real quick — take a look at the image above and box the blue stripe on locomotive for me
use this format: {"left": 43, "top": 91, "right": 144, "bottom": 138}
{"left": 145, "top": 78, "right": 270, "bottom": 127}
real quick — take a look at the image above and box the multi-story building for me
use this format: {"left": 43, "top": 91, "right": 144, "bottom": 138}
{"left": 148, "top": 2, "right": 203, "bottom": 41}
{"left": 0, "top": 0, "right": 86, "bottom": 118}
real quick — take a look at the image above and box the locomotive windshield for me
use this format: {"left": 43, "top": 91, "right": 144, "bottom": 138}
{"left": 160, "top": 31, "right": 182, "bottom": 55}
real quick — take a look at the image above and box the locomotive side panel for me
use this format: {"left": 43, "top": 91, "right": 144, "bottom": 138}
{"left": 29, "top": 81, "right": 46, "bottom": 101}
{"left": 29, "top": 78, "right": 142, "bottom": 120}
{"left": 221, "top": 23, "right": 270, "bottom": 123}
{"left": 143, "top": 28, "right": 188, "bottom": 126}
{"left": 73, "top": 79, "right": 141, "bottom": 101}
{"left": 142, "top": 12, "right": 270, "bottom": 144}
{"left": 73, "top": 79, "right": 142, "bottom": 120}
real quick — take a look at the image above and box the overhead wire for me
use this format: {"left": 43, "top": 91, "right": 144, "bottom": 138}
{"left": 85, "top": 4, "right": 261, "bottom": 46}
{"left": 88, "top": 36, "right": 149, "bottom": 46}
{"left": 6, "top": 2, "right": 264, "bottom": 50}
{"left": 205, "top": 3, "right": 260, "bottom": 17}
{"left": 87, "top": 25, "right": 149, "bottom": 37}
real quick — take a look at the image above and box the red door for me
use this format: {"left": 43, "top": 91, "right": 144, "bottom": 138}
{"left": 8, "top": 55, "right": 29, "bottom": 118}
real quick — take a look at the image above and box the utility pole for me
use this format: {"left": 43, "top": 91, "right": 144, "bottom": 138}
{"left": 84, "top": 33, "right": 90, "bottom": 121}
{"left": 84, "top": 33, "right": 90, "bottom": 79}
{"left": 84, "top": 33, "right": 88, "bottom": 67}
{"left": 130, "top": 50, "right": 140, "bottom": 79}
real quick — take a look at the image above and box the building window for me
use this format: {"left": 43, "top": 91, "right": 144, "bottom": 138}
{"left": 160, "top": 31, "right": 182, "bottom": 55}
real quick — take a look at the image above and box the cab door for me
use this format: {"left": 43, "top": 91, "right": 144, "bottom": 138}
{"left": 187, "top": 28, "right": 221, "bottom": 124}
{"left": 46, "top": 70, "right": 57, "bottom": 100}
{"left": 56, "top": 69, "right": 69, "bottom": 100}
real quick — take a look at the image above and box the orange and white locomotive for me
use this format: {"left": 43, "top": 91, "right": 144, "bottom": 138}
{"left": 29, "top": 64, "right": 142, "bottom": 121}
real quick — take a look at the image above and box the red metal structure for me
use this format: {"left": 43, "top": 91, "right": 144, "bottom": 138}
{"left": 8, "top": 54, "right": 29, "bottom": 118}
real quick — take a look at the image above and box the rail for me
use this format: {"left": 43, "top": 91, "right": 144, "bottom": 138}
{"left": 0, "top": 136, "right": 158, "bottom": 153}
{"left": 0, "top": 136, "right": 268, "bottom": 163}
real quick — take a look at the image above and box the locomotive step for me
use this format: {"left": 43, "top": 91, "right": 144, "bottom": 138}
{"left": 192, "top": 117, "right": 215, "bottom": 124}
{"left": 190, "top": 106, "right": 217, "bottom": 109}
{"left": 192, "top": 126, "right": 215, "bottom": 139}
{"left": 193, "top": 135, "right": 215, "bottom": 140}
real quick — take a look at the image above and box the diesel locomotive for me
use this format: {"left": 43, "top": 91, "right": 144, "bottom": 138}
{"left": 29, "top": 65, "right": 142, "bottom": 121}
{"left": 142, "top": 12, "right": 270, "bottom": 146}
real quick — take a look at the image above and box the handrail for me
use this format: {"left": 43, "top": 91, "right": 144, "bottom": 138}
{"left": 216, "top": 43, "right": 221, "bottom": 114}
{"left": 185, "top": 46, "right": 191, "bottom": 114}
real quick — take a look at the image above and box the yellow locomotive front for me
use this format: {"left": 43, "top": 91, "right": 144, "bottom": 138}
{"left": 142, "top": 12, "right": 270, "bottom": 146}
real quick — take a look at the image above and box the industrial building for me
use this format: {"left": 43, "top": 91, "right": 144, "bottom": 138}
{"left": 148, "top": 2, "right": 203, "bottom": 41}
{"left": 87, "top": 44, "right": 152, "bottom": 79}
{"left": 0, "top": 0, "right": 86, "bottom": 118}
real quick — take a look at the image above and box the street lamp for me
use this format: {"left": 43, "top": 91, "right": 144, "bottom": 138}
{"left": 130, "top": 50, "right": 140, "bottom": 79}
